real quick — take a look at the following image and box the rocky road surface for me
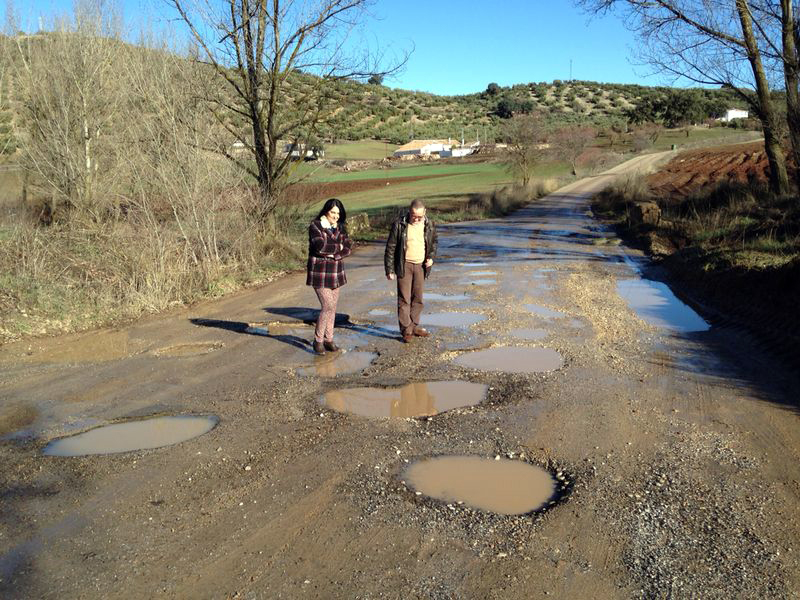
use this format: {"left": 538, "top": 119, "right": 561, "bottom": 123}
{"left": 1, "top": 152, "right": 799, "bottom": 599}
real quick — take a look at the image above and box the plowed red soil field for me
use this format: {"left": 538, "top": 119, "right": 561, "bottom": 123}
{"left": 646, "top": 141, "right": 779, "bottom": 198}
{"left": 283, "top": 173, "right": 462, "bottom": 202}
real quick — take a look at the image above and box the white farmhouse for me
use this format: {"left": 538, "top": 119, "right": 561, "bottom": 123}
{"left": 393, "top": 139, "right": 452, "bottom": 158}
{"left": 720, "top": 109, "right": 749, "bottom": 122}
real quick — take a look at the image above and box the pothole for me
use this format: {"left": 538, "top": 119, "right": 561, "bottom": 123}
{"left": 152, "top": 342, "right": 223, "bottom": 357}
{"left": 510, "top": 328, "right": 548, "bottom": 341}
{"left": 462, "top": 279, "right": 496, "bottom": 286}
{"left": 321, "top": 381, "right": 488, "bottom": 418}
{"left": 296, "top": 351, "right": 378, "bottom": 377}
{"left": 424, "top": 293, "right": 471, "bottom": 302}
{"left": 617, "top": 278, "right": 710, "bottom": 332}
{"left": 524, "top": 304, "right": 564, "bottom": 318}
{"left": 43, "top": 415, "right": 219, "bottom": 456}
{"left": 420, "top": 312, "right": 486, "bottom": 327}
{"left": 401, "top": 455, "right": 558, "bottom": 515}
{"left": 454, "top": 346, "right": 563, "bottom": 373}
{"left": 367, "top": 309, "right": 391, "bottom": 316}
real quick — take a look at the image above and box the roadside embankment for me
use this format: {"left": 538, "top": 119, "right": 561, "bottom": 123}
{"left": 591, "top": 143, "right": 800, "bottom": 365}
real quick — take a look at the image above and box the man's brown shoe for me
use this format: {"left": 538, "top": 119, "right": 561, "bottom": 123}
{"left": 323, "top": 341, "right": 340, "bottom": 352}
{"left": 402, "top": 334, "right": 413, "bottom": 343}
{"left": 313, "top": 341, "right": 326, "bottom": 355}
{"left": 413, "top": 327, "right": 430, "bottom": 337}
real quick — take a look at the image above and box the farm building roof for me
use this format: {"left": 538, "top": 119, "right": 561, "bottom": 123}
{"left": 394, "top": 139, "right": 452, "bottom": 152}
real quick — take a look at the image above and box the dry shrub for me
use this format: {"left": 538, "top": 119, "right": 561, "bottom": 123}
{"left": 469, "top": 179, "right": 560, "bottom": 216}
{"left": 594, "top": 175, "right": 651, "bottom": 215}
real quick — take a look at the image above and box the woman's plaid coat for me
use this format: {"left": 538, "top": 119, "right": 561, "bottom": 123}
{"left": 306, "top": 219, "right": 353, "bottom": 289}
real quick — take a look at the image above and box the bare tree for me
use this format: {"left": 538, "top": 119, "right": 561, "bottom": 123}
{"left": 552, "top": 125, "right": 597, "bottom": 175}
{"left": 502, "top": 113, "right": 549, "bottom": 187}
{"left": 11, "top": 2, "right": 126, "bottom": 221}
{"left": 167, "top": 0, "right": 406, "bottom": 222}
{"left": 581, "top": 0, "right": 790, "bottom": 195}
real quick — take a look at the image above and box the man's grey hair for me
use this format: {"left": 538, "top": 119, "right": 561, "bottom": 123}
{"left": 410, "top": 199, "right": 425, "bottom": 210}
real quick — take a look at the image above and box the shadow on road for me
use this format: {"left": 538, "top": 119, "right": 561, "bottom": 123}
{"left": 262, "top": 307, "right": 400, "bottom": 341}
{"left": 189, "top": 318, "right": 313, "bottom": 353}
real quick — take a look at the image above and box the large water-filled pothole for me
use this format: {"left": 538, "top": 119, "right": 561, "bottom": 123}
{"left": 321, "top": 381, "right": 488, "bottom": 418}
{"left": 420, "top": 312, "right": 486, "bottom": 327}
{"left": 617, "top": 278, "right": 710, "bottom": 332}
{"left": 454, "top": 346, "right": 563, "bottom": 373}
{"left": 43, "top": 415, "right": 219, "bottom": 456}
{"left": 297, "top": 351, "right": 378, "bottom": 377}
{"left": 402, "top": 456, "right": 556, "bottom": 515}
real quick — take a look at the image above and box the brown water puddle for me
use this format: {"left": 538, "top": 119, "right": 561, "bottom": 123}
{"left": 454, "top": 346, "right": 563, "bottom": 373}
{"left": 296, "top": 351, "right": 378, "bottom": 377}
{"left": 43, "top": 415, "right": 219, "bottom": 456}
{"left": 321, "top": 381, "right": 488, "bottom": 418}
{"left": 403, "top": 456, "right": 556, "bottom": 515}
{"left": 152, "top": 342, "right": 224, "bottom": 357}
{"left": 420, "top": 313, "right": 486, "bottom": 327}
{"left": 510, "top": 328, "right": 548, "bottom": 341}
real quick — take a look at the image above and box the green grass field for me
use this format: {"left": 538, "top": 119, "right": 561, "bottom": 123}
{"left": 299, "top": 160, "right": 573, "bottom": 215}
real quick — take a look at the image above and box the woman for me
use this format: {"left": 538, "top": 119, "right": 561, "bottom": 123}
{"left": 307, "top": 198, "right": 353, "bottom": 354}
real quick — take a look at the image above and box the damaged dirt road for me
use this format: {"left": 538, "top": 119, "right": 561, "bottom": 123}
{"left": 1, "top": 153, "right": 799, "bottom": 599}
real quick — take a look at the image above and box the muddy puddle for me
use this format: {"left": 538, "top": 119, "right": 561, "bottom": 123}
{"left": 367, "top": 309, "right": 392, "bottom": 316}
{"left": 152, "top": 342, "right": 224, "bottom": 357}
{"left": 403, "top": 456, "right": 556, "bottom": 515}
{"left": 322, "top": 381, "right": 488, "bottom": 418}
{"left": 510, "top": 328, "right": 548, "bottom": 341}
{"left": 617, "top": 279, "right": 709, "bottom": 332}
{"left": 420, "top": 312, "right": 486, "bottom": 327}
{"left": 454, "top": 346, "right": 563, "bottom": 373}
{"left": 43, "top": 415, "right": 220, "bottom": 456}
{"left": 424, "top": 292, "right": 471, "bottom": 302}
{"left": 296, "top": 351, "right": 377, "bottom": 377}
{"left": 525, "top": 304, "right": 564, "bottom": 319}
{"left": 457, "top": 262, "right": 488, "bottom": 267}
{"left": 467, "top": 271, "right": 497, "bottom": 276}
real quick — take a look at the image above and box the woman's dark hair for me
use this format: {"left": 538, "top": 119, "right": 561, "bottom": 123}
{"left": 316, "top": 198, "right": 347, "bottom": 234}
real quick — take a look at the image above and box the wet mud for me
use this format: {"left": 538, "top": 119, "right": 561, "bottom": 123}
{"left": 420, "top": 312, "right": 487, "bottom": 328}
{"left": 454, "top": 346, "right": 564, "bottom": 373}
{"left": 152, "top": 342, "right": 224, "bottom": 358}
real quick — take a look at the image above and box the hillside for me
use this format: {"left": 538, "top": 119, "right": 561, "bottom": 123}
{"left": 0, "top": 30, "right": 751, "bottom": 158}
{"left": 311, "top": 78, "right": 747, "bottom": 144}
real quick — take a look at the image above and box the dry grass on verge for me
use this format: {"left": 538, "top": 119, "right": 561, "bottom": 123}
{"left": 0, "top": 201, "right": 306, "bottom": 343}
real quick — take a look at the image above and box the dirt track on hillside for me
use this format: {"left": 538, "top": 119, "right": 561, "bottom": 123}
{"left": 1, "top": 152, "right": 799, "bottom": 599}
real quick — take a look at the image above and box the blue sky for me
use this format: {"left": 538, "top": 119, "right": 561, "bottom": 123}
{"left": 6, "top": 0, "right": 661, "bottom": 95}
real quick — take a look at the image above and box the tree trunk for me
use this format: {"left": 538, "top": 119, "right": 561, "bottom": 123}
{"left": 737, "top": 0, "right": 790, "bottom": 195}
{"left": 781, "top": 0, "right": 800, "bottom": 189}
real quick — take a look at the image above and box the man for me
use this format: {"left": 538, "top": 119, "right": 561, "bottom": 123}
{"left": 384, "top": 199, "right": 438, "bottom": 343}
